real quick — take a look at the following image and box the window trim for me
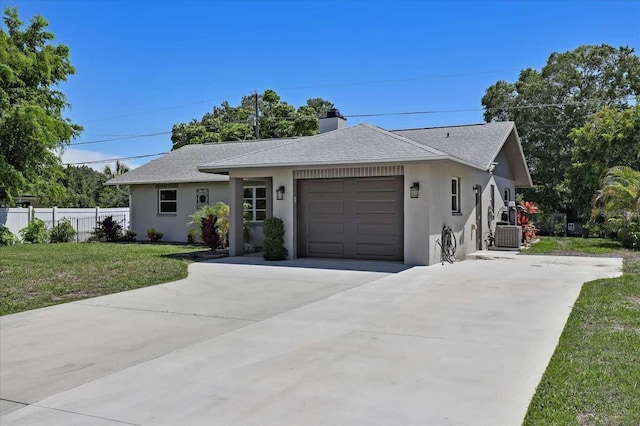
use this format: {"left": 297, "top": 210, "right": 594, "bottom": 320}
{"left": 158, "top": 188, "right": 177, "bottom": 215}
{"left": 243, "top": 185, "right": 267, "bottom": 222}
{"left": 451, "top": 177, "right": 461, "bottom": 214}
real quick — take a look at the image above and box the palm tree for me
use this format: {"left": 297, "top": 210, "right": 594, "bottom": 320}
{"left": 103, "top": 160, "right": 130, "bottom": 180}
{"left": 592, "top": 166, "right": 640, "bottom": 247}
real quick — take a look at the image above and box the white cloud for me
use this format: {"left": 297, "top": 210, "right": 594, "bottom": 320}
{"left": 60, "top": 148, "right": 145, "bottom": 172}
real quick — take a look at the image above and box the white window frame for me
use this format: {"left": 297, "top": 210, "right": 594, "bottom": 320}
{"left": 451, "top": 177, "right": 461, "bottom": 214}
{"left": 158, "top": 188, "right": 177, "bottom": 214}
{"left": 243, "top": 185, "right": 267, "bottom": 222}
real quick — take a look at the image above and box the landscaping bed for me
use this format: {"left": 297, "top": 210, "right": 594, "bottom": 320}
{"left": 523, "top": 237, "right": 640, "bottom": 424}
{"left": 0, "top": 243, "right": 209, "bottom": 316}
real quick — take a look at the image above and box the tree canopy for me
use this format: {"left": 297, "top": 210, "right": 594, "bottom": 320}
{"left": 569, "top": 105, "right": 640, "bottom": 217}
{"left": 170, "top": 90, "right": 334, "bottom": 150}
{"left": 0, "top": 7, "right": 81, "bottom": 205}
{"left": 482, "top": 44, "right": 640, "bottom": 216}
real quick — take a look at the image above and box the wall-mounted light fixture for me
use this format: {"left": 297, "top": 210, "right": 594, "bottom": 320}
{"left": 488, "top": 162, "right": 498, "bottom": 174}
{"left": 410, "top": 182, "right": 420, "bottom": 199}
{"left": 473, "top": 185, "right": 479, "bottom": 194}
{"left": 276, "top": 185, "right": 285, "bottom": 201}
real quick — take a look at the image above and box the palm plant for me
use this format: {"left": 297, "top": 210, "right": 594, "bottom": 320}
{"left": 592, "top": 166, "right": 640, "bottom": 247}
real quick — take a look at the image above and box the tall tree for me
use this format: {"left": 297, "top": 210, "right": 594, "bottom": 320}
{"left": 171, "top": 90, "right": 334, "bottom": 150}
{"left": 0, "top": 7, "right": 82, "bottom": 205}
{"left": 569, "top": 105, "right": 640, "bottom": 217}
{"left": 60, "top": 165, "right": 105, "bottom": 208}
{"left": 482, "top": 44, "right": 640, "bottom": 216}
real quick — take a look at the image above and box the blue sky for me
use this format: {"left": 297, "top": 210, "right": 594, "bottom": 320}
{"left": 4, "top": 0, "right": 640, "bottom": 170}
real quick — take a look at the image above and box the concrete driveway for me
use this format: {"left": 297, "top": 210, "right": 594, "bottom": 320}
{"left": 1, "top": 254, "right": 622, "bottom": 425}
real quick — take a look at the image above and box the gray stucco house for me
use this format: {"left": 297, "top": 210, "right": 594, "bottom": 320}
{"left": 108, "top": 111, "right": 532, "bottom": 265}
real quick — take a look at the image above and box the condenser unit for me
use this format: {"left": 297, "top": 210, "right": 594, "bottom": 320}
{"left": 494, "top": 225, "right": 522, "bottom": 248}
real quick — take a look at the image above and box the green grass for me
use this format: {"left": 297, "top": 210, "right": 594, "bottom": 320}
{"left": 523, "top": 237, "right": 640, "bottom": 424}
{"left": 0, "top": 243, "right": 208, "bottom": 316}
{"left": 524, "top": 236, "right": 624, "bottom": 255}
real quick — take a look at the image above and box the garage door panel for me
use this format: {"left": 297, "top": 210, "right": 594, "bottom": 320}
{"left": 308, "top": 201, "right": 344, "bottom": 214}
{"left": 308, "top": 242, "right": 344, "bottom": 255}
{"left": 309, "top": 222, "right": 344, "bottom": 235}
{"left": 357, "top": 223, "right": 395, "bottom": 236}
{"left": 356, "top": 178, "right": 397, "bottom": 192}
{"left": 356, "top": 200, "right": 396, "bottom": 214}
{"left": 356, "top": 243, "right": 397, "bottom": 256}
{"left": 298, "top": 177, "right": 403, "bottom": 261}
{"left": 308, "top": 180, "right": 344, "bottom": 193}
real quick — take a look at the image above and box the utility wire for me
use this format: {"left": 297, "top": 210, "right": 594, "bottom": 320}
{"left": 69, "top": 96, "right": 637, "bottom": 146}
{"left": 80, "top": 69, "right": 520, "bottom": 123}
{"left": 63, "top": 152, "right": 168, "bottom": 166}
{"left": 69, "top": 131, "right": 171, "bottom": 146}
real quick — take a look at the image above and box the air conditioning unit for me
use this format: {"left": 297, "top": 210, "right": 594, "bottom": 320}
{"left": 494, "top": 225, "right": 522, "bottom": 248}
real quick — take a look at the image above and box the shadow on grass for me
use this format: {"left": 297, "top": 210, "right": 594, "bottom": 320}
{"left": 161, "top": 249, "right": 228, "bottom": 262}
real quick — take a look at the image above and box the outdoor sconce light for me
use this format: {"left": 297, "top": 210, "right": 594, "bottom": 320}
{"left": 276, "top": 185, "right": 285, "bottom": 200}
{"left": 473, "top": 185, "right": 479, "bottom": 194}
{"left": 410, "top": 182, "right": 420, "bottom": 198}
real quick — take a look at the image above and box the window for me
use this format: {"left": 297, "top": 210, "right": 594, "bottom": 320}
{"left": 158, "top": 189, "right": 177, "bottom": 214}
{"left": 504, "top": 188, "right": 511, "bottom": 205}
{"left": 244, "top": 186, "right": 267, "bottom": 221}
{"left": 451, "top": 177, "right": 461, "bottom": 213}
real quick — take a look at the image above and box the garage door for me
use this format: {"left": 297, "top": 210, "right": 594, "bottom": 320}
{"left": 297, "top": 176, "right": 404, "bottom": 261}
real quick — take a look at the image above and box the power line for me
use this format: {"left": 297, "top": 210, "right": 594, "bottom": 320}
{"left": 69, "top": 131, "right": 171, "bottom": 146}
{"left": 80, "top": 69, "right": 521, "bottom": 124}
{"left": 67, "top": 96, "right": 637, "bottom": 146}
{"left": 63, "top": 152, "right": 168, "bottom": 166}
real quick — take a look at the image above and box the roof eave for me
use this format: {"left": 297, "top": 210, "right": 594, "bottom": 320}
{"left": 196, "top": 155, "right": 493, "bottom": 174}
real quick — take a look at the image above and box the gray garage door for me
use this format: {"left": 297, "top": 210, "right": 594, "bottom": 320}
{"left": 297, "top": 176, "right": 404, "bottom": 261}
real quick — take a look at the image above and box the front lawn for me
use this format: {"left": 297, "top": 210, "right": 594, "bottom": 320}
{"left": 523, "top": 236, "right": 624, "bottom": 255}
{"left": 0, "top": 243, "right": 208, "bottom": 316}
{"left": 523, "top": 237, "right": 640, "bottom": 424}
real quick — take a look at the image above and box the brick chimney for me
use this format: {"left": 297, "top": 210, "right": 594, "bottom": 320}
{"left": 319, "top": 108, "right": 347, "bottom": 133}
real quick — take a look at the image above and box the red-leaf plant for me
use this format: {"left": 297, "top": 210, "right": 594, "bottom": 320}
{"left": 201, "top": 215, "right": 221, "bottom": 251}
{"left": 517, "top": 201, "right": 539, "bottom": 244}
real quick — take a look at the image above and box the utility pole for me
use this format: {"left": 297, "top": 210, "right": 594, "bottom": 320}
{"left": 254, "top": 91, "right": 260, "bottom": 139}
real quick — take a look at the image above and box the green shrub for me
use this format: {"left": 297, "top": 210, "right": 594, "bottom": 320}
{"left": 91, "top": 216, "right": 123, "bottom": 242}
{"left": 19, "top": 219, "right": 48, "bottom": 244}
{"left": 147, "top": 228, "right": 163, "bottom": 242}
{"left": 0, "top": 226, "right": 17, "bottom": 246}
{"left": 187, "top": 229, "right": 196, "bottom": 244}
{"left": 49, "top": 219, "right": 76, "bottom": 243}
{"left": 263, "top": 217, "right": 287, "bottom": 261}
{"left": 123, "top": 230, "right": 137, "bottom": 242}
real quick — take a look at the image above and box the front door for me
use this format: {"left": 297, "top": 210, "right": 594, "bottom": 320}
{"left": 475, "top": 185, "right": 482, "bottom": 250}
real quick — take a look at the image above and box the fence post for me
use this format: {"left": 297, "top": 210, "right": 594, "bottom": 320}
{"left": 76, "top": 217, "right": 80, "bottom": 242}
{"left": 28, "top": 205, "right": 33, "bottom": 223}
{"left": 52, "top": 206, "right": 57, "bottom": 226}
{"left": 95, "top": 206, "right": 100, "bottom": 226}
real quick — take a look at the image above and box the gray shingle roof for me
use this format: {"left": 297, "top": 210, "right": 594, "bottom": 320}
{"left": 108, "top": 121, "right": 531, "bottom": 187}
{"left": 392, "top": 121, "right": 515, "bottom": 170}
{"left": 106, "top": 138, "right": 294, "bottom": 185}
{"left": 198, "top": 124, "right": 448, "bottom": 172}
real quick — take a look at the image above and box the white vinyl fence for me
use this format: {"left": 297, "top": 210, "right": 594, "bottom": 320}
{"left": 1, "top": 207, "right": 130, "bottom": 242}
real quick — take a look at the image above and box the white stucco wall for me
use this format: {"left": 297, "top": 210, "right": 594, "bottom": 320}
{"left": 130, "top": 182, "right": 229, "bottom": 242}
{"left": 225, "top": 159, "right": 519, "bottom": 266}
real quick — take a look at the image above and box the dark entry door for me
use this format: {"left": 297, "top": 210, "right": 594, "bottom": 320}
{"left": 475, "top": 184, "right": 482, "bottom": 250}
